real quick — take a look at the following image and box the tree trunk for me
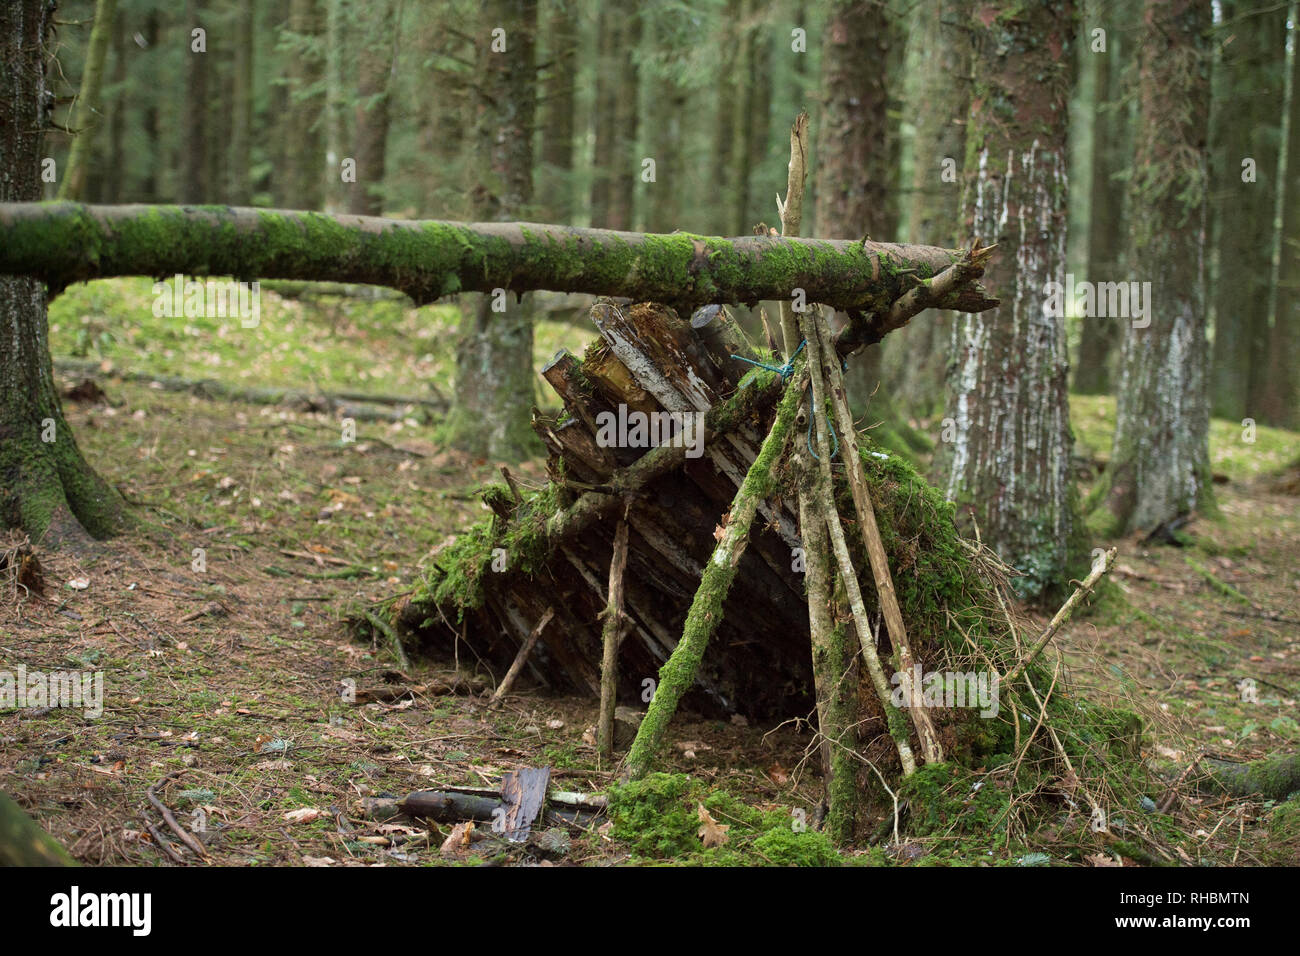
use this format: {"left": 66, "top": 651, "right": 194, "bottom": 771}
{"left": 228, "top": 0, "right": 255, "bottom": 206}
{"left": 1262, "top": 4, "right": 1300, "bottom": 429}
{"left": 1074, "top": 0, "right": 1135, "bottom": 396}
{"left": 181, "top": 0, "right": 208, "bottom": 203}
{"left": 709, "top": 0, "right": 739, "bottom": 234}
{"left": 0, "top": 0, "right": 125, "bottom": 542}
{"left": 817, "top": 1, "right": 907, "bottom": 441}
{"left": 538, "top": 0, "right": 577, "bottom": 223}
{"left": 443, "top": 0, "right": 540, "bottom": 460}
{"left": 282, "top": 0, "right": 323, "bottom": 210}
{"left": 103, "top": 7, "right": 126, "bottom": 202}
{"left": 729, "top": 0, "right": 758, "bottom": 235}
{"left": 1209, "top": 0, "right": 1286, "bottom": 420}
{"left": 0, "top": 204, "right": 997, "bottom": 320}
{"left": 1102, "top": 0, "right": 1213, "bottom": 536}
{"left": 609, "top": 6, "right": 640, "bottom": 232}
{"left": 589, "top": 4, "right": 619, "bottom": 228}
{"left": 140, "top": 10, "right": 160, "bottom": 201}
{"left": 348, "top": 0, "right": 397, "bottom": 217}
{"left": 936, "top": 0, "right": 1080, "bottom": 603}
{"left": 58, "top": 0, "right": 118, "bottom": 202}
{"left": 887, "top": 0, "right": 971, "bottom": 418}
{"left": 322, "top": 0, "right": 346, "bottom": 213}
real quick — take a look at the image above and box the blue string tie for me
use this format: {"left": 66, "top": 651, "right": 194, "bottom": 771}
{"left": 730, "top": 339, "right": 836, "bottom": 460}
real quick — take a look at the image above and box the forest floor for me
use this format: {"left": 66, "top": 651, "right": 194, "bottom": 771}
{"left": 2, "top": 282, "right": 1298, "bottom": 866}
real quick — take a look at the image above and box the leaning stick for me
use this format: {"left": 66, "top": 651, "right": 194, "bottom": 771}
{"left": 1001, "top": 547, "right": 1117, "bottom": 688}
{"left": 490, "top": 607, "right": 555, "bottom": 705}
{"left": 800, "top": 313, "right": 917, "bottom": 777}
{"left": 812, "top": 313, "right": 943, "bottom": 764}
{"left": 597, "top": 520, "right": 631, "bottom": 761}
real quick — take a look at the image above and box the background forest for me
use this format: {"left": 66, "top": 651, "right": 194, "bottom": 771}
{"left": 2, "top": 0, "right": 1299, "bottom": 870}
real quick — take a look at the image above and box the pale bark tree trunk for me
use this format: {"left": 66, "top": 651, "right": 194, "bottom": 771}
{"left": 1103, "top": 0, "right": 1213, "bottom": 535}
{"left": 0, "top": 0, "right": 125, "bottom": 542}
{"left": 936, "top": 0, "right": 1079, "bottom": 602}
{"left": 443, "top": 0, "right": 540, "bottom": 460}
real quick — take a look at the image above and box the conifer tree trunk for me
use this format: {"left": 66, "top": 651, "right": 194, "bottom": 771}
{"left": 1209, "top": 0, "right": 1286, "bottom": 420}
{"left": 1074, "top": 0, "right": 1135, "bottom": 396}
{"left": 0, "top": 0, "right": 125, "bottom": 542}
{"left": 348, "top": 0, "right": 397, "bottom": 216}
{"left": 1103, "top": 0, "right": 1213, "bottom": 535}
{"left": 443, "top": 0, "right": 540, "bottom": 460}
{"left": 888, "top": 0, "right": 970, "bottom": 417}
{"left": 1262, "top": 3, "right": 1300, "bottom": 429}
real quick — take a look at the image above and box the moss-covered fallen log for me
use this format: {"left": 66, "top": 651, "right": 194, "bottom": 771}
{"left": 1200, "top": 753, "right": 1300, "bottom": 802}
{"left": 0, "top": 202, "right": 997, "bottom": 321}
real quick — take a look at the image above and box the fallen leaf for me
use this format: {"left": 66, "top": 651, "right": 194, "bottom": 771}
{"left": 697, "top": 804, "right": 730, "bottom": 848}
{"left": 283, "top": 807, "right": 323, "bottom": 824}
{"left": 440, "top": 821, "right": 475, "bottom": 855}
{"left": 68, "top": 577, "right": 90, "bottom": 590}
{"left": 1085, "top": 852, "right": 1123, "bottom": 867}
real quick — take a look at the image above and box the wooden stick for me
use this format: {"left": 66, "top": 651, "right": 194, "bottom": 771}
{"left": 597, "top": 519, "right": 631, "bottom": 761}
{"left": 812, "top": 313, "right": 943, "bottom": 765}
{"left": 1002, "top": 547, "right": 1116, "bottom": 688}
{"left": 777, "top": 111, "right": 809, "bottom": 355}
{"left": 799, "top": 313, "right": 917, "bottom": 777}
{"left": 490, "top": 607, "right": 555, "bottom": 705}
{"left": 146, "top": 773, "right": 207, "bottom": 858}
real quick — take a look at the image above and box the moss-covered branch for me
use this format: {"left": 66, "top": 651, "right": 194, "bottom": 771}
{"left": 625, "top": 369, "right": 805, "bottom": 779}
{"left": 0, "top": 202, "right": 998, "bottom": 316}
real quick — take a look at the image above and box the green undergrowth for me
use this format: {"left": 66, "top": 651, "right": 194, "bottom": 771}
{"left": 1261, "top": 796, "right": 1300, "bottom": 865}
{"left": 606, "top": 772, "right": 852, "bottom": 866}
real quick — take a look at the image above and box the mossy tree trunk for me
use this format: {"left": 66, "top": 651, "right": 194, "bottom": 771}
{"left": 58, "top": 0, "right": 118, "bottom": 202}
{"left": 443, "top": 0, "right": 540, "bottom": 460}
{"left": 1102, "top": 0, "right": 1213, "bottom": 536}
{"left": 0, "top": 204, "right": 996, "bottom": 320}
{"left": 0, "top": 0, "right": 126, "bottom": 543}
{"left": 935, "top": 0, "right": 1080, "bottom": 603}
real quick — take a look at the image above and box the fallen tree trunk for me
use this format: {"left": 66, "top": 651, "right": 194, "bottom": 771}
{"left": 0, "top": 203, "right": 996, "bottom": 324}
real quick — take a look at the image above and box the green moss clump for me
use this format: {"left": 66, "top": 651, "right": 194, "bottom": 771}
{"left": 606, "top": 772, "right": 847, "bottom": 866}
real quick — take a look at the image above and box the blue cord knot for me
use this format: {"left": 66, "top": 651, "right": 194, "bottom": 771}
{"left": 731, "top": 338, "right": 806, "bottom": 382}
{"left": 729, "top": 340, "right": 837, "bottom": 460}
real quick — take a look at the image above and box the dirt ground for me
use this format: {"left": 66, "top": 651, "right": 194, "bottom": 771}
{"left": 2, "top": 363, "right": 1298, "bottom": 866}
